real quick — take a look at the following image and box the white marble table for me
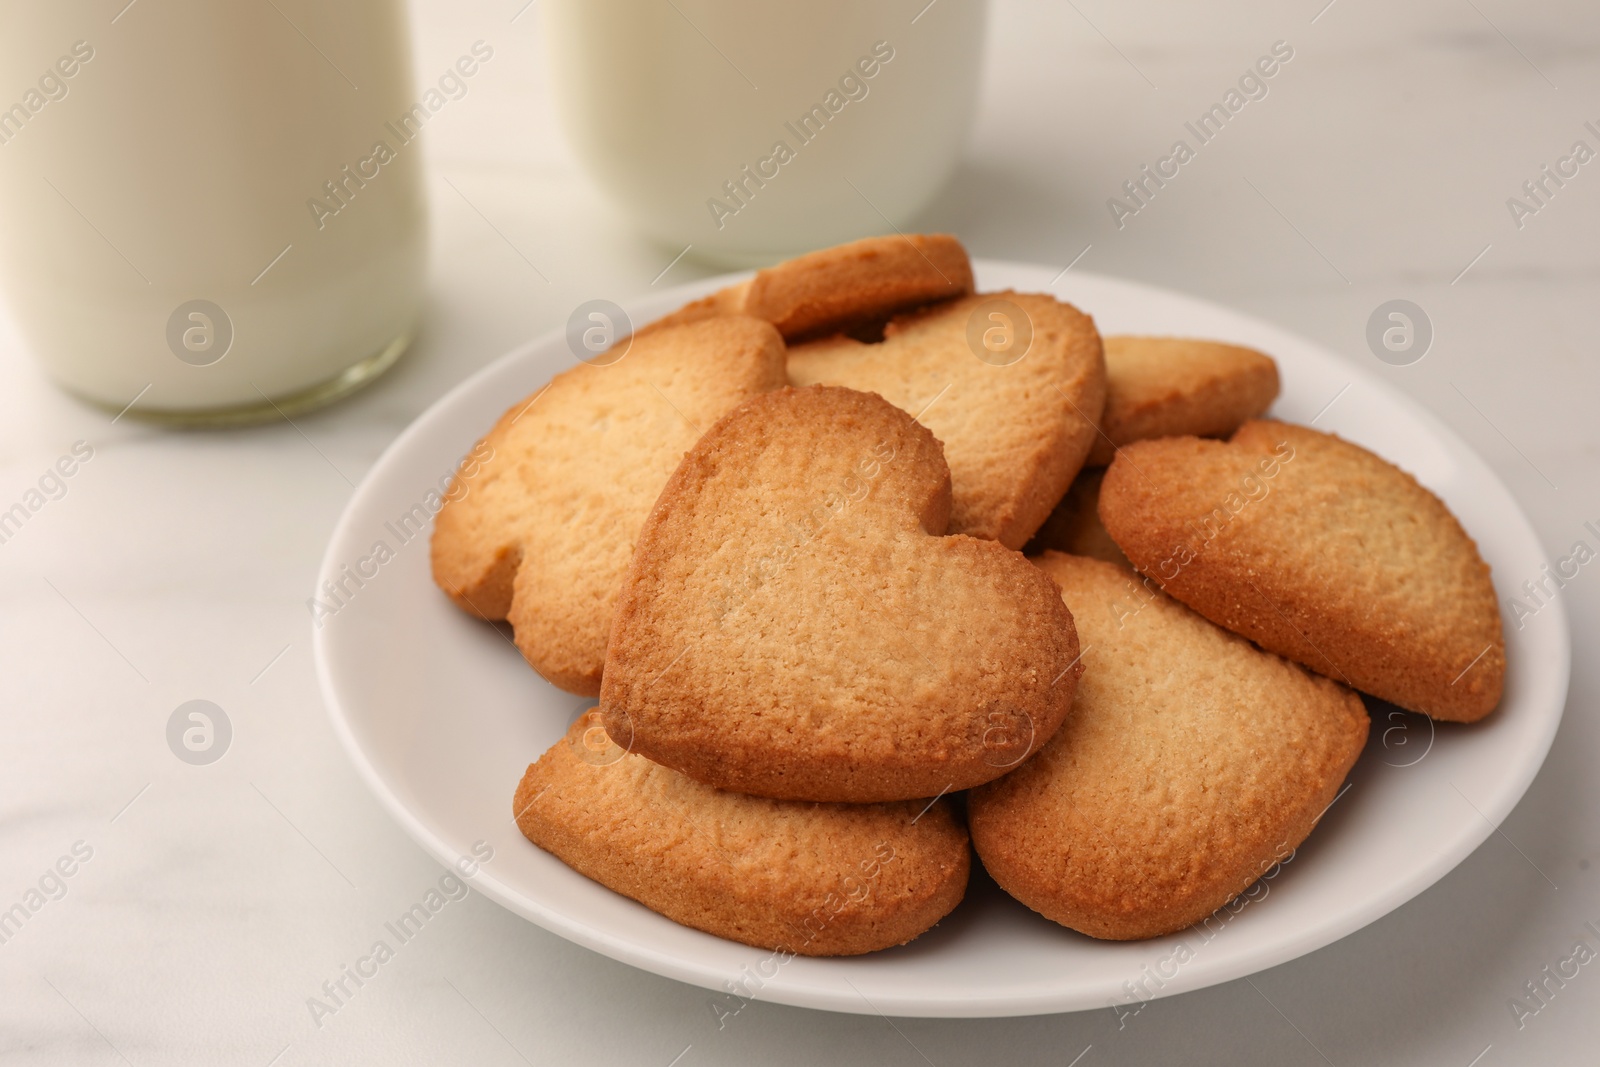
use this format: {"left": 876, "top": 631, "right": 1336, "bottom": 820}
{"left": 3, "top": 1, "right": 1597, "bottom": 1063}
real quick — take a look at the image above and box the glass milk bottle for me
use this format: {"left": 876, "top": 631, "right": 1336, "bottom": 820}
{"left": 541, "top": 0, "right": 987, "bottom": 265}
{"left": 0, "top": 0, "right": 427, "bottom": 423}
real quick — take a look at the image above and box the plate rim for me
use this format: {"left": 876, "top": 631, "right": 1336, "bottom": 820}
{"left": 313, "top": 258, "right": 1571, "bottom": 1017}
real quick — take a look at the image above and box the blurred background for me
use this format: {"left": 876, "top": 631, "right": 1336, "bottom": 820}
{"left": 2, "top": 0, "right": 1598, "bottom": 1063}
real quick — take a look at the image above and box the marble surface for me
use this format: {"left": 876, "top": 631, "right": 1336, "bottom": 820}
{"left": 3, "top": 0, "right": 1598, "bottom": 1063}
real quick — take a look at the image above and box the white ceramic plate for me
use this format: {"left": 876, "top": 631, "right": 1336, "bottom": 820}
{"left": 314, "top": 261, "right": 1569, "bottom": 1018}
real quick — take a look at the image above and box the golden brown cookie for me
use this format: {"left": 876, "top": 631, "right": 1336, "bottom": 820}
{"left": 1025, "top": 468, "right": 1129, "bottom": 567}
{"left": 1084, "top": 336, "right": 1280, "bottom": 466}
{"left": 642, "top": 233, "right": 973, "bottom": 342}
{"left": 969, "top": 553, "right": 1369, "bottom": 941}
{"left": 600, "top": 385, "right": 1082, "bottom": 803}
{"left": 1099, "top": 419, "right": 1504, "bottom": 721}
{"left": 514, "top": 712, "right": 970, "bottom": 956}
{"left": 787, "top": 292, "right": 1106, "bottom": 548}
{"left": 430, "top": 317, "right": 787, "bottom": 695}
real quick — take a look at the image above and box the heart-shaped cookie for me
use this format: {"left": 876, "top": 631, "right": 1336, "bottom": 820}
{"left": 430, "top": 316, "right": 787, "bottom": 695}
{"left": 515, "top": 711, "right": 970, "bottom": 956}
{"left": 641, "top": 233, "right": 973, "bottom": 342}
{"left": 787, "top": 291, "right": 1106, "bottom": 549}
{"left": 1084, "top": 336, "right": 1280, "bottom": 466}
{"left": 970, "top": 553, "right": 1368, "bottom": 940}
{"left": 599, "top": 385, "right": 1082, "bottom": 803}
{"left": 1099, "top": 419, "right": 1505, "bottom": 721}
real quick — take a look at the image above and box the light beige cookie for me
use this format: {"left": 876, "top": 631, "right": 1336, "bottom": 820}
{"left": 788, "top": 292, "right": 1106, "bottom": 548}
{"left": 1025, "top": 468, "right": 1129, "bottom": 568}
{"left": 642, "top": 233, "right": 973, "bottom": 342}
{"left": 600, "top": 385, "right": 1082, "bottom": 803}
{"left": 969, "top": 553, "right": 1369, "bottom": 941}
{"left": 514, "top": 711, "right": 970, "bottom": 956}
{"left": 430, "top": 317, "right": 787, "bottom": 695}
{"left": 1099, "top": 419, "right": 1505, "bottom": 721}
{"left": 1084, "top": 337, "right": 1280, "bottom": 466}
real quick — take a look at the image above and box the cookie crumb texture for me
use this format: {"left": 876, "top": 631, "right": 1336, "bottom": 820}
{"left": 1100, "top": 420, "right": 1505, "bottom": 721}
{"left": 970, "top": 553, "right": 1369, "bottom": 941}
{"left": 515, "top": 714, "right": 970, "bottom": 956}
{"left": 429, "top": 316, "right": 787, "bottom": 696}
{"left": 601, "top": 385, "right": 1082, "bottom": 803}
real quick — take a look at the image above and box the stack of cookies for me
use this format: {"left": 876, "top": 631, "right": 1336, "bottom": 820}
{"left": 431, "top": 235, "right": 1505, "bottom": 953}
